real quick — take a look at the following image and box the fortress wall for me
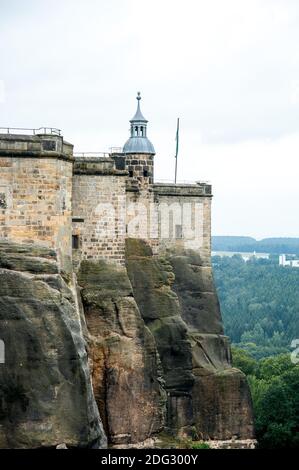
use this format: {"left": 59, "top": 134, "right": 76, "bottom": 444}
{"left": 126, "top": 189, "right": 159, "bottom": 252}
{"left": 125, "top": 181, "right": 212, "bottom": 262}
{"left": 153, "top": 184, "right": 212, "bottom": 264}
{"left": 0, "top": 134, "right": 73, "bottom": 272}
{"left": 122, "top": 152, "right": 159, "bottom": 252}
{"left": 72, "top": 158, "right": 127, "bottom": 265}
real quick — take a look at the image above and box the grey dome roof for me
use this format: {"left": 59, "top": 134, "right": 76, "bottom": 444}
{"left": 123, "top": 136, "right": 155, "bottom": 154}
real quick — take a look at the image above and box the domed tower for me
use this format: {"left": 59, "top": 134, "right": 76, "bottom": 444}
{"left": 123, "top": 92, "right": 155, "bottom": 187}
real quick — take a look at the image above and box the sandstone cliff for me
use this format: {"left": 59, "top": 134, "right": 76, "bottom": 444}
{"left": 0, "top": 239, "right": 254, "bottom": 448}
{"left": 167, "top": 249, "right": 254, "bottom": 441}
{"left": 0, "top": 241, "right": 106, "bottom": 448}
{"left": 125, "top": 239, "right": 255, "bottom": 442}
{"left": 77, "top": 260, "right": 165, "bottom": 446}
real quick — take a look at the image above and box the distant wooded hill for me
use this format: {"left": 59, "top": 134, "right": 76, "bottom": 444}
{"left": 212, "top": 255, "right": 299, "bottom": 359}
{"left": 212, "top": 236, "right": 299, "bottom": 255}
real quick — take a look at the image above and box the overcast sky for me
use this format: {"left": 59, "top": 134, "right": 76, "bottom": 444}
{"left": 1, "top": 0, "right": 299, "bottom": 238}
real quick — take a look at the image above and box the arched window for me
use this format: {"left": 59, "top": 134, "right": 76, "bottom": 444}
{"left": 135, "top": 126, "right": 138, "bottom": 136}
{"left": 140, "top": 126, "right": 144, "bottom": 136}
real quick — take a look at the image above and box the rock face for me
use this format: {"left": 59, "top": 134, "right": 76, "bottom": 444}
{"left": 168, "top": 250, "right": 255, "bottom": 440}
{"left": 125, "top": 239, "right": 194, "bottom": 438}
{"left": 0, "top": 242, "right": 106, "bottom": 448}
{"left": 126, "top": 239, "right": 255, "bottom": 442}
{"left": 77, "top": 260, "right": 165, "bottom": 446}
{"left": 0, "top": 239, "right": 254, "bottom": 448}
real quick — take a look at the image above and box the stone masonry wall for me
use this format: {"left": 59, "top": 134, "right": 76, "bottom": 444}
{"left": 125, "top": 182, "right": 211, "bottom": 261}
{"left": 72, "top": 158, "right": 127, "bottom": 265}
{"left": 123, "top": 153, "right": 158, "bottom": 252}
{"left": 153, "top": 184, "right": 212, "bottom": 264}
{"left": 0, "top": 134, "right": 73, "bottom": 272}
{"left": 126, "top": 189, "right": 159, "bottom": 252}
{"left": 125, "top": 153, "right": 154, "bottom": 188}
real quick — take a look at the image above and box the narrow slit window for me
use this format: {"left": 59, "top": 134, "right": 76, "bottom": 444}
{"left": 72, "top": 235, "right": 80, "bottom": 249}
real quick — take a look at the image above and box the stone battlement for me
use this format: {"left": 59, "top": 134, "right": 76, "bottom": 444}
{"left": 73, "top": 156, "right": 127, "bottom": 176}
{"left": 153, "top": 182, "right": 212, "bottom": 197}
{"left": 0, "top": 132, "right": 73, "bottom": 160}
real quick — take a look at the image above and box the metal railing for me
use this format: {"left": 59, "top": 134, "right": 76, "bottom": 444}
{"left": 109, "top": 147, "right": 123, "bottom": 154}
{"left": 0, "top": 127, "right": 61, "bottom": 136}
{"left": 74, "top": 151, "right": 111, "bottom": 158}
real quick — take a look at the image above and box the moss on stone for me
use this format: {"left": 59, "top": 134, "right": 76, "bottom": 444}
{"left": 126, "top": 238, "right": 153, "bottom": 258}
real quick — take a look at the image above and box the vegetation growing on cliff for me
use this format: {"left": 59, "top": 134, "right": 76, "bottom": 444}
{"left": 232, "top": 349, "right": 299, "bottom": 448}
{"left": 212, "top": 255, "right": 299, "bottom": 359}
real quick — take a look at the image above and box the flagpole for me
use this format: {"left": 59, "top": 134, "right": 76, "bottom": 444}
{"left": 175, "top": 118, "right": 179, "bottom": 184}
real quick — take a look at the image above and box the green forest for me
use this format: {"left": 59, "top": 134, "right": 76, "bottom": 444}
{"left": 212, "top": 255, "right": 299, "bottom": 448}
{"left": 212, "top": 255, "right": 299, "bottom": 359}
{"left": 232, "top": 349, "right": 299, "bottom": 448}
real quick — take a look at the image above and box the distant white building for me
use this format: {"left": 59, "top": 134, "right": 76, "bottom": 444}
{"left": 279, "top": 254, "right": 299, "bottom": 268}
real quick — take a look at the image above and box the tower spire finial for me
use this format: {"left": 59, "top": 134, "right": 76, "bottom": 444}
{"left": 130, "top": 92, "right": 147, "bottom": 122}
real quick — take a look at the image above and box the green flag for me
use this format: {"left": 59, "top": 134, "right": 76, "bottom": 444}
{"left": 175, "top": 118, "right": 180, "bottom": 158}
{"left": 174, "top": 118, "right": 179, "bottom": 184}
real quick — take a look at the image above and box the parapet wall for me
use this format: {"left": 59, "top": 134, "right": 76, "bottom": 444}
{"left": 0, "top": 132, "right": 73, "bottom": 157}
{"left": 0, "top": 133, "right": 73, "bottom": 272}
